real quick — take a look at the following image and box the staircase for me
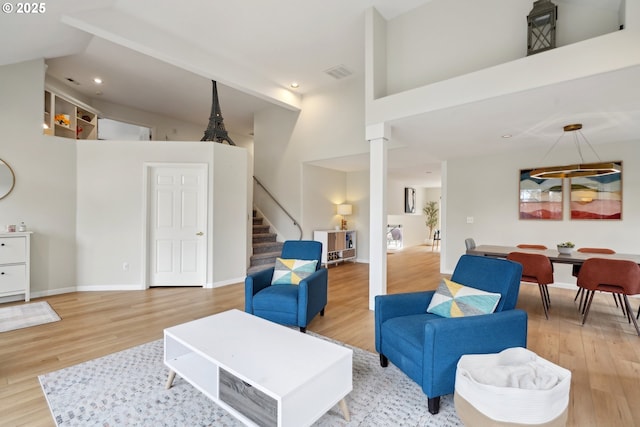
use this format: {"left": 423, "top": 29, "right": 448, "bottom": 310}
{"left": 248, "top": 210, "right": 283, "bottom": 274}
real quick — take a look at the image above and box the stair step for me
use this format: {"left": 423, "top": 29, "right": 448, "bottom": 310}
{"left": 250, "top": 251, "right": 280, "bottom": 265}
{"left": 248, "top": 210, "right": 281, "bottom": 275}
{"left": 253, "top": 232, "right": 277, "bottom": 244}
{"left": 247, "top": 264, "right": 275, "bottom": 275}
{"left": 253, "top": 224, "right": 270, "bottom": 234}
{"left": 253, "top": 241, "right": 284, "bottom": 255}
{"left": 251, "top": 250, "right": 281, "bottom": 261}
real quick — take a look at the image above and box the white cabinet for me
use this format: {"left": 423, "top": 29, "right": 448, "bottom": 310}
{"left": 0, "top": 232, "right": 31, "bottom": 301}
{"left": 313, "top": 230, "right": 356, "bottom": 267}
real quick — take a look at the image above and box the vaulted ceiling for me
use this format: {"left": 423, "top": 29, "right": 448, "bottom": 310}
{"left": 2, "top": 0, "right": 639, "bottom": 189}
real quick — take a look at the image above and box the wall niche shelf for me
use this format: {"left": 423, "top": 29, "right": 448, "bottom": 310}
{"left": 44, "top": 89, "right": 99, "bottom": 140}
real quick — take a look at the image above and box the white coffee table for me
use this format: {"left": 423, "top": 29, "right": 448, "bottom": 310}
{"left": 164, "top": 309, "right": 352, "bottom": 427}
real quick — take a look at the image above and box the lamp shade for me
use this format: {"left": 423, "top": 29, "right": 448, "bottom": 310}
{"left": 337, "top": 204, "right": 352, "bottom": 216}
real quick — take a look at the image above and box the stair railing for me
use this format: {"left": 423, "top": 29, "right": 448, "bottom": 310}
{"left": 253, "top": 176, "right": 303, "bottom": 240}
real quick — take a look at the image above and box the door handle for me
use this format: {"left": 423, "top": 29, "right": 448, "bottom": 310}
{"left": 196, "top": 232, "right": 204, "bottom": 236}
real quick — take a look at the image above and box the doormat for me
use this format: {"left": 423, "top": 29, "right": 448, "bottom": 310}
{"left": 0, "top": 301, "right": 61, "bottom": 333}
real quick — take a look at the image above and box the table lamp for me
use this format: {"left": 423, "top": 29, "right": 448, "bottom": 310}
{"left": 337, "top": 204, "right": 352, "bottom": 230}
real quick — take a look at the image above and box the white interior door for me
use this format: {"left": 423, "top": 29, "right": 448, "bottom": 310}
{"left": 149, "top": 164, "right": 207, "bottom": 286}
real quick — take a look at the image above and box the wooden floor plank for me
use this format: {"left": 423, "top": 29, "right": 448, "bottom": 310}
{"left": 1, "top": 245, "right": 639, "bottom": 426}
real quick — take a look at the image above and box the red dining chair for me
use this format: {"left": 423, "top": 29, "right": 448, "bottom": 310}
{"left": 572, "top": 248, "right": 618, "bottom": 311}
{"left": 517, "top": 244, "right": 548, "bottom": 250}
{"left": 507, "top": 252, "right": 554, "bottom": 319}
{"left": 576, "top": 258, "right": 640, "bottom": 336}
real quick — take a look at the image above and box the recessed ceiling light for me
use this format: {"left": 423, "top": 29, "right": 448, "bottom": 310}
{"left": 290, "top": 82, "right": 300, "bottom": 89}
{"left": 502, "top": 134, "right": 513, "bottom": 138}
{"left": 93, "top": 77, "right": 103, "bottom": 84}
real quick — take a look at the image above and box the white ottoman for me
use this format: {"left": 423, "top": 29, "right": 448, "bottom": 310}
{"left": 454, "top": 348, "right": 571, "bottom": 426}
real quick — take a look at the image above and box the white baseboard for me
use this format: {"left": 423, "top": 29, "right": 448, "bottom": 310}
{"left": 209, "top": 276, "right": 245, "bottom": 288}
{"left": 0, "top": 287, "right": 78, "bottom": 304}
{"left": 32, "top": 286, "right": 78, "bottom": 297}
{"left": 76, "top": 284, "right": 146, "bottom": 291}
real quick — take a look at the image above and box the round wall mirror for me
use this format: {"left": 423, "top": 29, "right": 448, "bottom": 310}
{"left": 0, "top": 158, "right": 16, "bottom": 200}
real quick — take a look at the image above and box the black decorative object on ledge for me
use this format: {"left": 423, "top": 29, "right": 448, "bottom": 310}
{"left": 201, "top": 80, "right": 235, "bottom": 145}
{"left": 527, "top": 0, "right": 557, "bottom": 56}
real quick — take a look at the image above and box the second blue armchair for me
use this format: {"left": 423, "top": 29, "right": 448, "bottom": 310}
{"left": 375, "top": 254, "right": 528, "bottom": 414}
{"left": 245, "top": 240, "right": 328, "bottom": 332}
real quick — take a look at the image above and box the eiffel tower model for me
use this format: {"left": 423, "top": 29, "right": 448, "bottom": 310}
{"left": 201, "top": 80, "right": 236, "bottom": 145}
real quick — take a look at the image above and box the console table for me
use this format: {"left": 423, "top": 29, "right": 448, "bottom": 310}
{"left": 314, "top": 230, "right": 356, "bottom": 267}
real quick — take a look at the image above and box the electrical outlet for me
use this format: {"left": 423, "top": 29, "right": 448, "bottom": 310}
{"left": 122, "top": 262, "right": 130, "bottom": 271}
{"left": 466, "top": 216, "right": 474, "bottom": 224}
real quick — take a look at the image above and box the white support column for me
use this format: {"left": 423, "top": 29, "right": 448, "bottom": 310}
{"left": 366, "top": 122, "right": 390, "bottom": 310}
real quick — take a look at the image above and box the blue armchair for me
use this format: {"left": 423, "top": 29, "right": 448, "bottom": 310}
{"left": 375, "top": 254, "right": 528, "bottom": 414}
{"left": 245, "top": 240, "right": 328, "bottom": 332}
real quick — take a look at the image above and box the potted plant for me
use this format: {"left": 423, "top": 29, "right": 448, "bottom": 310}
{"left": 423, "top": 201, "right": 439, "bottom": 245}
{"left": 557, "top": 241, "right": 575, "bottom": 254}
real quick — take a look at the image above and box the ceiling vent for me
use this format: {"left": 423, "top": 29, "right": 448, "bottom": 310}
{"left": 65, "top": 77, "right": 80, "bottom": 85}
{"left": 324, "top": 65, "right": 353, "bottom": 80}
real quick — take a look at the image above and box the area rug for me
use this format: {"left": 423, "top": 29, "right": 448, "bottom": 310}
{"left": 0, "top": 301, "right": 61, "bottom": 333}
{"left": 39, "top": 336, "right": 462, "bottom": 426}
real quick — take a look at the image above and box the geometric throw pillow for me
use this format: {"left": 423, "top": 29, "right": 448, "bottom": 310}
{"left": 426, "top": 278, "right": 501, "bottom": 318}
{"left": 271, "top": 258, "right": 318, "bottom": 285}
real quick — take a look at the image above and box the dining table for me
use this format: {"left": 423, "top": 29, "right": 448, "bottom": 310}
{"left": 467, "top": 245, "right": 640, "bottom": 266}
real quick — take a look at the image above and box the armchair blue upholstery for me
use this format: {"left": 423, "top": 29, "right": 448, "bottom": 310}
{"left": 245, "top": 240, "right": 328, "bottom": 332}
{"left": 375, "top": 254, "right": 528, "bottom": 414}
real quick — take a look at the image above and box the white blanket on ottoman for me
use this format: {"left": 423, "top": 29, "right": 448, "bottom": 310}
{"left": 455, "top": 347, "right": 571, "bottom": 424}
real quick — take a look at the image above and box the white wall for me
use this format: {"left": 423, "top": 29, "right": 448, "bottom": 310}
{"left": 347, "top": 170, "right": 370, "bottom": 263}
{"left": 300, "top": 163, "right": 440, "bottom": 260}
{"left": 98, "top": 118, "right": 151, "bottom": 140}
{"left": 213, "top": 143, "right": 249, "bottom": 286}
{"left": 0, "top": 59, "right": 248, "bottom": 300}
{"left": 0, "top": 59, "right": 78, "bottom": 299}
{"left": 367, "top": 2, "right": 639, "bottom": 127}
{"left": 384, "top": 180, "right": 443, "bottom": 249}
{"left": 302, "top": 165, "right": 348, "bottom": 236}
{"left": 443, "top": 140, "right": 640, "bottom": 285}
{"left": 92, "top": 98, "right": 206, "bottom": 142}
{"left": 386, "top": 178, "right": 424, "bottom": 247}
{"left": 254, "top": 77, "right": 367, "bottom": 242}
{"left": 386, "top": 0, "right": 621, "bottom": 95}
{"left": 300, "top": 165, "right": 370, "bottom": 263}
{"left": 75, "top": 140, "right": 248, "bottom": 289}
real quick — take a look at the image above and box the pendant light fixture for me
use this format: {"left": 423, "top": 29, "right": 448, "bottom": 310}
{"left": 530, "top": 124, "right": 621, "bottom": 179}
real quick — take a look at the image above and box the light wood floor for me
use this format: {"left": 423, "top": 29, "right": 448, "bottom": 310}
{"left": 1, "top": 245, "right": 639, "bottom": 426}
